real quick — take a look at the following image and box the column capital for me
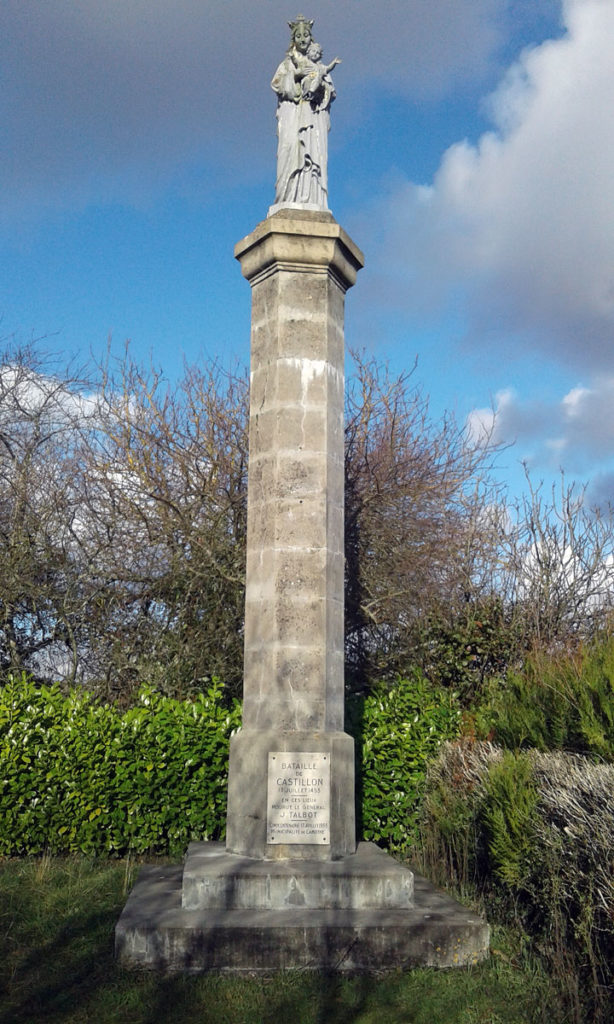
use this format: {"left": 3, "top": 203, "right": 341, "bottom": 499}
{"left": 234, "top": 210, "right": 364, "bottom": 292}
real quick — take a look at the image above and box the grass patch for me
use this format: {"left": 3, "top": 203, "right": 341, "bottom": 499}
{"left": 0, "top": 855, "right": 564, "bottom": 1024}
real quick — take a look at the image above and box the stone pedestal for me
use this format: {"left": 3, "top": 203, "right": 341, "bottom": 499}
{"left": 226, "top": 730, "right": 355, "bottom": 861}
{"left": 115, "top": 210, "right": 490, "bottom": 972}
{"left": 116, "top": 844, "right": 490, "bottom": 972}
{"left": 181, "top": 841, "right": 414, "bottom": 911}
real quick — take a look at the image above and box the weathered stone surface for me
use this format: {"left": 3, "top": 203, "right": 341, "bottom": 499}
{"left": 114, "top": 207, "right": 491, "bottom": 973}
{"left": 226, "top": 730, "right": 354, "bottom": 859}
{"left": 235, "top": 211, "right": 363, "bottom": 292}
{"left": 236, "top": 215, "right": 350, "bottom": 754}
{"left": 182, "top": 842, "right": 413, "bottom": 910}
{"left": 226, "top": 212, "right": 363, "bottom": 845}
{"left": 115, "top": 852, "right": 490, "bottom": 972}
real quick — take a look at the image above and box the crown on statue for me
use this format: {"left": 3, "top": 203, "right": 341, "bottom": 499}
{"left": 288, "top": 14, "right": 314, "bottom": 33}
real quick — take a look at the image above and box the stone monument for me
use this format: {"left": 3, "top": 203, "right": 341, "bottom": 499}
{"left": 115, "top": 16, "right": 489, "bottom": 971}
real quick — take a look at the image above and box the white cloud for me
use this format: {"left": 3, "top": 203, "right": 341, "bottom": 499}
{"left": 558, "top": 377, "right": 614, "bottom": 459}
{"left": 562, "top": 386, "right": 592, "bottom": 416}
{"left": 371, "top": 0, "right": 614, "bottom": 371}
{"left": 466, "top": 405, "right": 497, "bottom": 446}
{"left": 0, "top": 0, "right": 511, "bottom": 222}
{"left": 467, "top": 373, "right": 614, "bottom": 492}
{"left": 466, "top": 388, "right": 515, "bottom": 445}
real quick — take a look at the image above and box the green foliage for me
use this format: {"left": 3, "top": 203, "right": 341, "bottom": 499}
{"left": 347, "top": 671, "right": 461, "bottom": 849}
{"left": 0, "top": 673, "right": 241, "bottom": 856}
{"left": 1, "top": 671, "right": 460, "bottom": 857}
{"left": 415, "top": 600, "right": 519, "bottom": 704}
{"left": 421, "top": 741, "right": 614, "bottom": 1023}
{"left": 418, "top": 750, "right": 485, "bottom": 890}
{"left": 481, "top": 752, "right": 539, "bottom": 889}
{"left": 477, "top": 637, "right": 614, "bottom": 759}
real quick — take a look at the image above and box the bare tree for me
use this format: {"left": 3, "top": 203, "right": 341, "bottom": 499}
{"left": 500, "top": 470, "right": 614, "bottom": 651}
{"left": 76, "top": 350, "right": 250, "bottom": 699}
{"left": 5, "top": 342, "right": 609, "bottom": 704}
{"left": 0, "top": 344, "right": 249, "bottom": 700}
{"left": 0, "top": 345, "right": 94, "bottom": 682}
{"left": 343, "top": 351, "right": 505, "bottom": 688}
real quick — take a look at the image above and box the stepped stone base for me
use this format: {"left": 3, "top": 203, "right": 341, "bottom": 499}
{"left": 115, "top": 842, "right": 489, "bottom": 973}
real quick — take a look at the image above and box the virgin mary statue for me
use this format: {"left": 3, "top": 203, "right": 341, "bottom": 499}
{"left": 271, "top": 15, "right": 340, "bottom": 210}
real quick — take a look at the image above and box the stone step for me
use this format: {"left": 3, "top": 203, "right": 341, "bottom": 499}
{"left": 182, "top": 841, "right": 414, "bottom": 910}
{"left": 116, "top": 860, "right": 489, "bottom": 972}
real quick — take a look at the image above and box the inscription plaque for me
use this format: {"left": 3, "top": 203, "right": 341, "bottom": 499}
{"left": 266, "top": 752, "right": 330, "bottom": 844}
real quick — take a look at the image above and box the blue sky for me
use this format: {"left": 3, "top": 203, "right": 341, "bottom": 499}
{"left": 2, "top": 0, "right": 614, "bottom": 505}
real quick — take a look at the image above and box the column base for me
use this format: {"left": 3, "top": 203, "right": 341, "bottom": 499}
{"left": 226, "top": 730, "right": 356, "bottom": 861}
{"left": 115, "top": 843, "right": 490, "bottom": 972}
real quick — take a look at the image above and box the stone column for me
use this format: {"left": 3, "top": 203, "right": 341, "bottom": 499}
{"left": 226, "top": 209, "right": 364, "bottom": 860}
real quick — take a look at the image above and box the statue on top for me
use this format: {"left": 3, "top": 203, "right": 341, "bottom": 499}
{"left": 271, "top": 15, "right": 341, "bottom": 211}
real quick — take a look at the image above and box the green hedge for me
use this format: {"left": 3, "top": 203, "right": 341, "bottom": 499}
{"left": 348, "top": 671, "right": 462, "bottom": 849}
{"left": 0, "top": 672, "right": 460, "bottom": 856}
{"left": 0, "top": 675, "right": 241, "bottom": 856}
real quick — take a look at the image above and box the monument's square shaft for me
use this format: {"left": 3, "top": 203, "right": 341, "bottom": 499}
{"left": 236, "top": 210, "right": 363, "bottom": 733}
{"left": 225, "top": 210, "right": 364, "bottom": 861}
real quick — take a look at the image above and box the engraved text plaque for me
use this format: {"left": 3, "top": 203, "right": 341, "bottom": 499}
{"left": 266, "top": 752, "right": 330, "bottom": 844}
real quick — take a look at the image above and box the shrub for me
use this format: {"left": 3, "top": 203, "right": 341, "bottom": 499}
{"left": 480, "top": 751, "right": 539, "bottom": 889}
{"left": 477, "top": 638, "right": 614, "bottom": 759}
{"left": 418, "top": 740, "right": 500, "bottom": 888}
{"left": 1, "top": 672, "right": 459, "bottom": 857}
{"left": 0, "top": 674, "right": 241, "bottom": 856}
{"left": 414, "top": 600, "right": 521, "bottom": 705}
{"left": 347, "top": 671, "right": 461, "bottom": 849}
{"left": 1, "top": 669, "right": 463, "bottom": 857}
{"left": 421, "top": 741, "right": 614, "bottom": 1022}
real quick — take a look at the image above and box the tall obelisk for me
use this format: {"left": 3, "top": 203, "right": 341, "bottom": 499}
{"left": 226, "top": 209, "right": 362, "bottom": 859}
